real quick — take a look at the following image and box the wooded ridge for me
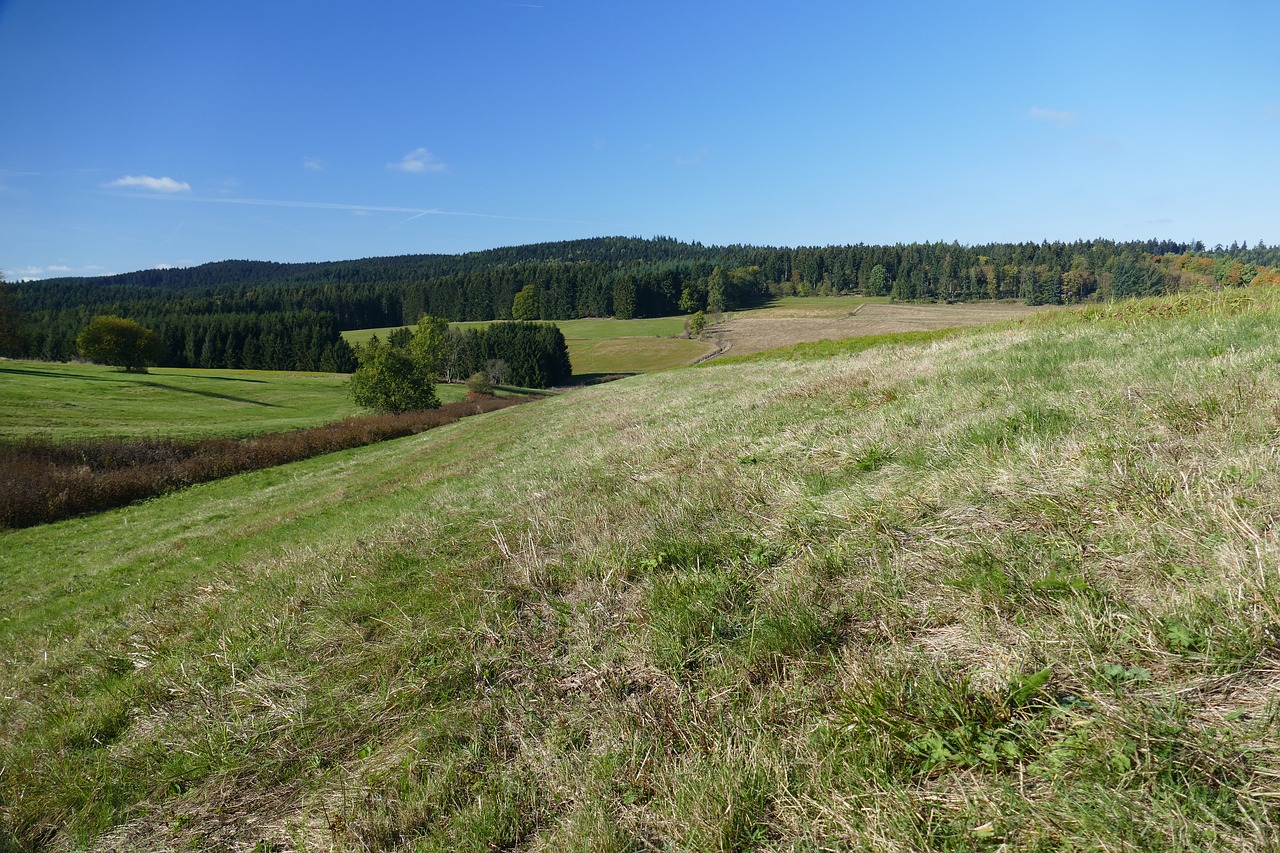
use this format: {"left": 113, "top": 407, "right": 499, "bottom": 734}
{"left": 7, "top": 236, "right": 1278, "bottom": 371}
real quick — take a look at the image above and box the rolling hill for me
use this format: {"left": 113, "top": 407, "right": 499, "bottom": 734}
{"left": 3, "top": 289, "right": 1280, "bottom": 850}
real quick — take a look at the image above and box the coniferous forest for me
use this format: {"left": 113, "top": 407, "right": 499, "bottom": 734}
{"left": 7, "top": 236, "right": 1279, "bottom": 373}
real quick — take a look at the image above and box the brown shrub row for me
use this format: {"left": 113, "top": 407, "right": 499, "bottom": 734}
{"left": 0, "top": 396, "right": 534, "bottom": 529}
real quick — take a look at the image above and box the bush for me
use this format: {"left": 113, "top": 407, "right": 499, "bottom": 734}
{"left": 689, "top": 310, "right": 707, "bottom": 337}
{"left": 349, "top": 339, "right": 439, "bottom": 413}
{"left": 466, "top": 371, "right": 494, "bottom": 396}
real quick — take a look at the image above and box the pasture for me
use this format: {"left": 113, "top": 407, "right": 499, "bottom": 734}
{"left": 0, "top": 360, "right": 473, "bottom": 441}
{"left": 5, "top": 289, "right": 1280, "bottom": 849}
{"left": 343, "top": 315, "right": 715, "bottom": 377}
{"left": 708, "top": 297, "right": 1050, "bottom": 357}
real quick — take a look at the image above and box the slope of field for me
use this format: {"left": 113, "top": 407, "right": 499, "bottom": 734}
{"left": 707, "top": 297, "right": 1049, "bottom": 357}
{"left": 0, "top": 361, "right": 474, "bottom": 441}
{"left": 4, "top": 290, "right": 1280, "bottom": 850}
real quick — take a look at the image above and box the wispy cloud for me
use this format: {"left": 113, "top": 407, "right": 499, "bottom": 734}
{"left": 125, "top": 192, "right": 620, "bottom": 227}
{"left": 1028, "top": 106, "right": 1078, "bottom": 128}
{"left": 676, "top": 147, "right": 709, "bottom": 167}
{"left": 108, "top": 174, "right": 192, "bottom": 192}
{"left": 11, "top": 264, "right": 102, "bottom": 280}
{"left": 388, "top": 147, "right": 448, "bottom": 174}
{"left": 303, "top": 157, "right": 324, "bottom": 171}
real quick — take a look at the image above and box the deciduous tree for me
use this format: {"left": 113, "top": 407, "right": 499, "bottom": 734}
{"left": 512, "top": 284, "right": 539, "bottom": 320}
{"left": 348, "top": 338, "right": 439, "bottom": 413}
{"left": 76, "top": 315, "right": 161, "bottom": 372}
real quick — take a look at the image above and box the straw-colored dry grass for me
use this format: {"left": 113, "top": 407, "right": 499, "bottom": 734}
{"left": 707, "top": 300, "right": 1049, "bottom": 357}
{"left": 4, "top": 289, "right": 1280, "bottom": 851}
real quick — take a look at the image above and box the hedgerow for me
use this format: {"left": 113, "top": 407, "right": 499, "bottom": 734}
{"left": 0, "top": 396, "right": 532, "bottom": 528}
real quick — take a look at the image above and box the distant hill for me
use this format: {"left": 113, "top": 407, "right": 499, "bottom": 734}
{"left": 10, "top": 235, "right": 1275, "bottom": 370}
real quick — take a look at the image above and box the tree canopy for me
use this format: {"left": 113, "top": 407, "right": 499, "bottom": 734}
{"left": 348, "top": 336, "right": 440, "bottom": 414}
{"left": 0, "top": 272, "right": 27, "bottom": 357}
{"left": 76, "top": 315, "right": 162, "bottom": 372}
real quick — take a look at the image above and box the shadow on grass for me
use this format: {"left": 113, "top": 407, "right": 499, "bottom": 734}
{"left": 568, "top": 373, "right": 636, "bottom": 386}
{"left": 0, "top": 366, "right": 283, "bottom": 407}
{"left": 154, "top": 372, "right": 269, "bottom": 384}
{"left": 134, "top": 381, "right": 283, "bottom": 407}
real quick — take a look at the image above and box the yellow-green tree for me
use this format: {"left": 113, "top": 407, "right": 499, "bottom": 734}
{"left": 76, "top": 315, "right": 161, "bottom": 372}
{"left": 512, "top": 284, "right": 538, "bottom": 320}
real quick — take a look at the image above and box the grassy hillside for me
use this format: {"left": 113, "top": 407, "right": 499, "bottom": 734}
{"left": 0, "top": 361, "right": 472, "bottom": 441}
{"left": 5, "top": 290, "right": 1280, "bottom": 850}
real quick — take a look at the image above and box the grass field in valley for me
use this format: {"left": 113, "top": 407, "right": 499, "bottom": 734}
{"left": 5, "top": 289, "right": 1280, "bottom": 850}
{"left": 710, "top": 296, "right": 1049, "bottom": 357}
{"left": 344, "top": 315, "right": 715, "bottom": 377}
{"left": 0, "top": 360, "right": 471, "bottom": 441}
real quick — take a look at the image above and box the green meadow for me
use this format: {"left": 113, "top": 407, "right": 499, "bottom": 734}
{"left": 0, "top": 360, "right": 472, "bottom": 441}
{"left": 343, "top": 315, "right": 714, "bottom": 377}
{"left": 5, "top": 289, "right": 1280, "bottom": 849}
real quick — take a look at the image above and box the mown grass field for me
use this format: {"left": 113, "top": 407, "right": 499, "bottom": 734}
{"left": 343, "top": 316, "right": 714, "bottom": 377}
{"left": 734, "top": 294, "right": 893, "bottom": 317}
{"left": 0, "top": 360, "right": 470, "bottom": 441}
{"left": 708, "top": 298, "right": 1049, "bottom": 358}
{"left": 5, "top": 289, "right": 1280, "bottom": 850}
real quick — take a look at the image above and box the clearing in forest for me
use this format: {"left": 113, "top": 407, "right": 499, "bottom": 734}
{"left": 704, "top": 297, "right": 1051, "bottom": 357}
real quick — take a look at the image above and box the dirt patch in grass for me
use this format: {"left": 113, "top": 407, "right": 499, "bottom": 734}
{"left": 708, "top": 302, "right": 1051, "bottom": 357}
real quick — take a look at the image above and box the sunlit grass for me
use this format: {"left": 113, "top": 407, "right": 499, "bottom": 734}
{"left": 344, "top": 315, "right": 689, "bottom": 346}
{"left": 5, "top": 288, "right": 1280, "bottom": 850}
{"left": 569, "top": 337, "right": 715, "bottom": 374}
{"left": 0, "top": 360, "right": 475, "bottom": 442}
{"left": 0, "top": 360, "right": 360, "bottom": 441}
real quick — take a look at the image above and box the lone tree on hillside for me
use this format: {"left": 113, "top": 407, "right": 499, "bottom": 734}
{"left": 76, "top": 315, "right": 162, "bottom": 372}
{"left": 348, "top": 336, "right": 440, "bottom": 414}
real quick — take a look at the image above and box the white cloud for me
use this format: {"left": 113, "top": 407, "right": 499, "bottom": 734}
{"left": 304, "top": 157, "right": 324, "bottom": 171}
{"left": 11, "top": 264, "right": 95, "bottom": 279}
{"left": 109, "top": 174, "right": 191, "bottom": 192}
{"left": 389, "top": 147, "right": 448, "bottom": 173}
{"left": 1028, "top": 106, "right": 1078, "bottom": 128}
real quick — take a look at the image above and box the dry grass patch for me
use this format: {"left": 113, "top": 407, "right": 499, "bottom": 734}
{"left": 709, "top": 301, "right": 1050, "bottom": 357}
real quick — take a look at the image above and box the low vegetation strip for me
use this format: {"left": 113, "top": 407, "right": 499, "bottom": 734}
{"left": 0, "top": 396, "right": 532, "bottom": 529}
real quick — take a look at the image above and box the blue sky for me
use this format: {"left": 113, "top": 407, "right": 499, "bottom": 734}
{"left": 2, "top": 0, "right": 1277, "bottom": 280}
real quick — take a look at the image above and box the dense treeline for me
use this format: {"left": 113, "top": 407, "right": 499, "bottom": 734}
{"left": 367, "top": 320, "right": 573, "bottom": 390}
{"left": 8, "top": 236, "right": 1277, "bottom": 371}
{"left": 446, "top": 321, "right": 574, "bottom": 388}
